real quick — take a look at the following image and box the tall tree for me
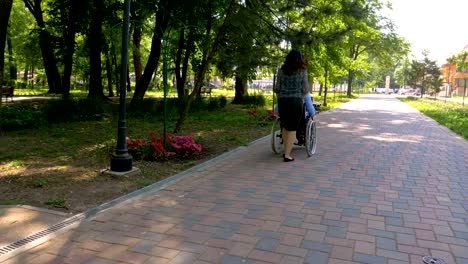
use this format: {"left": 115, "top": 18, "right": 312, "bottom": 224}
{"left": 131, "top": 0, "right": 172, "bottom": 102}
{"left": 7, "top": 1, "right": 42, "bottom": 87}
{"left": 6, "top": 34, "right": 17, "bottom": 83}
{"left": 343, "top": 0, "right": 408, "bottom": 97}
{"left": 129, "top": 0, "right": 156, "bottom": 87}
{"left": 174, "top": 0, "right": 238, "bottom": 133}
{"left": 406, "top": 51, "right": 440, "bottom": 98}
{"left": 48, "top": 0, "right": 84, "bottom": 96}
{"left": 87, "top": 0, "right": 105, "bottom": 98}
{"left": 0, "top": 0, "right": 14, "bottom": 91}
{"left": 168, "top": 0, "right": 197, "bottom": 98}
{"left": 23, "top": 0, "right": 62, "bottom": 94}
{"left": 215, "top": 0, "right": 282, "bottom": 104}
{"left": 423, "top": 54, "right": 442, "bottom": 97}
{"left": 61, "top": 0, "right": 81, "bottom": 96}
{"left": 394, "top": 58, "right": 411, "bottom": 88}
{"left": 407, "top": 59, "right": 424, "bottom": 91}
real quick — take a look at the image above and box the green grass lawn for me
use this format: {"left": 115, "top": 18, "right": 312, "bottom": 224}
{"left": 400, "top": 97, "right": 468, "bottom": 139}
{"left": 0, "top": 92, "right": 357, "bottom": 212}
{"left": 12, "top": 86, "right": 238, "bottom": 98}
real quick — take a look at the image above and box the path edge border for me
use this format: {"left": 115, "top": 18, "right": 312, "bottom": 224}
{"left": 0, "top": 135, "right": 270, "bottom": 262}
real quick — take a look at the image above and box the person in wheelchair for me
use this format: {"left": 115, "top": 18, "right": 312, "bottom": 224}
{"left": 296, "top": 92, "right": 316, "bottom": 145}
{"left": 274, "top": 49, "right": 309, "bottom": 162}
{"left": 274, "top": 92, "right": 316, "bottom": 146}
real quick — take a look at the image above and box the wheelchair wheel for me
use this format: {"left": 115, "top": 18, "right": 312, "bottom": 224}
{"left": 305, "top": 118, "right": 317, "bottom": 156}
{"left": 271, "top": 118, "right": 283, "bottom": 154}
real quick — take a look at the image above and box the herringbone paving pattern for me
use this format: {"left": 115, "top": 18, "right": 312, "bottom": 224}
{"left": 2, "top": 95, "right": 467, "bottom": 263}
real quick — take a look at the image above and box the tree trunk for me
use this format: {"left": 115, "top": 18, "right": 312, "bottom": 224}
{"left": 346, "top": 69, "right": 353, "bottom": 98}
{"left": 175, "top": 27, "right": 185, "bottom": 98}
{"left": 174, "top": 28, "right": 193, "bottom": 99}
{"left": 31, "top": 66, "right": 35, "bottom": 88}
{"left": 23, "top": 67, "right": 28, "bottom": 82}
{"left": 105, "top": 44, "right": 114, "bottom": 97}
{"left": 420, "top": 76, "right": 425, "bottom": 98}
{"left": 0, "top": 0, "right": 13, "bottom": 91}
{"left": 318, "top": 83, "right": 323, "bottom": 96}
{"left": 131, "top": 21, "right": 142, "bottom": 85}
{"left": 88, "top": 0, "right": 105, "bottom": 98}
{"left": 7, "top": 34, "right": 17, "bottom": 83}
{"left": 131, "top": 27, "right": 162, "bottom": 100}
{"left": 111, "top": 41, "right": 119, "bottom": 97}
{"left": 174, "top": 0, "right": 237, "bottom": 133}
{"left": 23, "top": 0, "right": 62, "bottom": 94}
{"left": 61, "top": 0, "right": 79, "bottom": 97}
{"left": 40, "top": 30, "right": 62, "bottom": 93}
{"left": 132, "top": 0, "right": 172, "bottom": 102}
{"left": 232, "top": 74, "right": 247, "bottom": 104}
{"left": 323, "top": 67, "right": 328, "bottom": 107}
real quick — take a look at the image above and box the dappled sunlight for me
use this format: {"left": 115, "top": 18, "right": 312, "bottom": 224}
{"left": 362, "top": 135, "right": 422, "bottom": 143}
{"left": 0, "top": 156, "right": 92, "bottom": 181}
{"left": 195, "top": 128, "right": 227, "bottom": 137}
{"left": 388, "top": 119, "right": 411, "bottom": 125}
{"left": 158, "top": 198, "right": 179, "bottom": 207}
{"left": 327, "top": 123, "right": 348, "bottom": 128}
{"left": 79, "top": 143, "right": 109, "bottom": 153}
{"left": 323, "top": 122, "right": 372, "bottom": 132}
{"left": 0, "top": 206, "right": 67, "bottom": 247}
{"left": 0, "top": 163, "right": 73, "bottom": 178}
{"left": 0, "top": 163, "right": 26, "bottom": 177}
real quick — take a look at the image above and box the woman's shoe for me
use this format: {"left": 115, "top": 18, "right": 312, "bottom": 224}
{"left": 283, "top": 156, "right": 294, "bottom": 162}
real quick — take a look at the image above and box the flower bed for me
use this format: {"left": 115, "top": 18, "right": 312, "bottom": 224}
{"left": 126, "top": 132, "right": 202, "bottom": 161}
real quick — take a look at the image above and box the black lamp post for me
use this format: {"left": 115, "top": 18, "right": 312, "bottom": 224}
{"left": 110, "top": 0, "right": 132, "bottom": 172}
{"left": 162, "top": 36, "right": 168, "bottom": 148}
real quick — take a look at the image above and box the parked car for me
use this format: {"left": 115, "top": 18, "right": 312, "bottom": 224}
{"left": 405, "top": 89, "right": 421, "bottom": 96}
{"left": 398, "top": 88, "right": 414, "bottom": 95}
{"left": 376, "top": 88, "right": 386, "bottom": 93}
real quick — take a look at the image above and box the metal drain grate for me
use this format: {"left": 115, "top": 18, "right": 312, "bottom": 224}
{"left": 422, "top": 256, "right": 446, "bottom": 264}
{"left": 0, "top": 213, "right": 85, "bottom": 257}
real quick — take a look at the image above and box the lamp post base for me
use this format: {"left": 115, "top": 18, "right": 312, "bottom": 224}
{"left": 110, "top": 154, "right": 133, "bottom": 172}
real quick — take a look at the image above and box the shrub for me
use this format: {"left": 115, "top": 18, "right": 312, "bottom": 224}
{"left": 128, "top": 98, "right": 185, "bottom": 118}
{"left": 218, "top": 96, "right": 228, "bottom": 107}
{"left": 0, "top": 104, "right": 47, "bottom": 131}
{"left": 240, "top": 95, "right": 266, "bottom": 107}
{"left": 128, "top": 97, "right": 227, "bottom": 118}
{"left": 74, "top": 97, "right": 105, "bottom": 120}
{"left": 206, "top": 96, "right": 227, "bottom": 111}
{"left": 126, "top": 132, "right": 202, "bottom": 161}
{"left": 189, "top": 96, "right": 207, "bottom": 112}
{"left": 44, "top": 97, "right": 105, "bottom": 123}
{"left": 189, "top": 96, "right": 227, "bottom": 112}
{"left": 0, "top": 98, "right": 106, "bottom": 131}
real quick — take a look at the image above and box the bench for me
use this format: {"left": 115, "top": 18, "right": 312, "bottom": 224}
{"left": 1, "top": 86, "right": 14, "bottom": 101}
{"left": 200, "top": 87, "right": 212, "bottom": 97}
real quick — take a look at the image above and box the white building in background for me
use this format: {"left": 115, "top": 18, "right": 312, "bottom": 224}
{"left": 249, "top": 78, "right": 273, "bottom": 90}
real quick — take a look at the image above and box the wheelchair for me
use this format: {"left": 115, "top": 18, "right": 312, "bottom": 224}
{"left": 271, "top": 116, "right": 317, "bottom": 157}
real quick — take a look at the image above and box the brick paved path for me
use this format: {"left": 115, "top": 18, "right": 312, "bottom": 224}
{"left": 1, "top": 95, "right": 467, "bottom": 264}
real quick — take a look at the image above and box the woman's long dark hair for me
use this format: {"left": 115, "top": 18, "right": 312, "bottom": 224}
{"left": 281, "top": 49, "right": 307, "bottom": 75}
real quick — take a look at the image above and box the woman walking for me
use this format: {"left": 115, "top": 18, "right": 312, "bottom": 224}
{"left": 274, "top": 49, "right": 308, "bottom": 162}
